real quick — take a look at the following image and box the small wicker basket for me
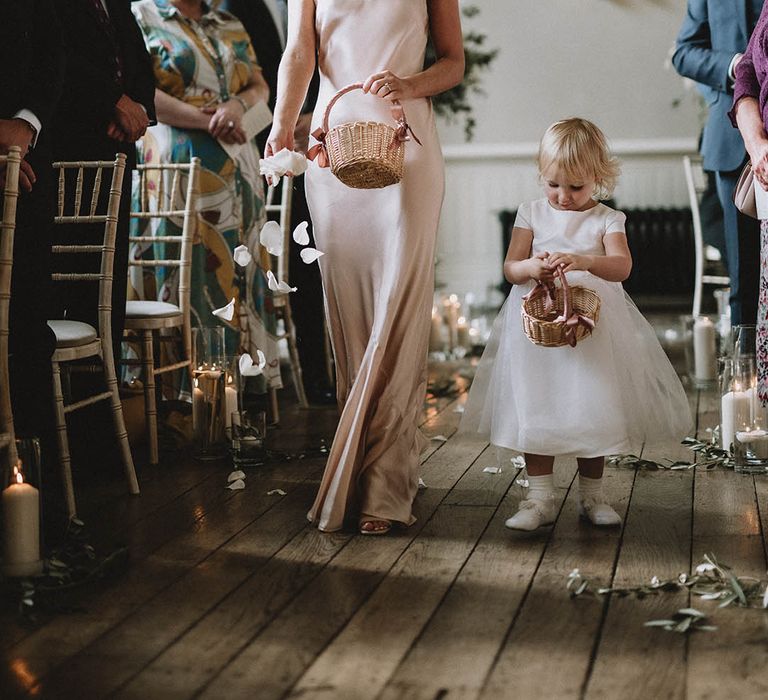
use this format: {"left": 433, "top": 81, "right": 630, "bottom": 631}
{"left": 521, "top": 267, "right": 601, "bottom": 347}
{"left": 310, "top": 82, "right": 418, "bottom": 189}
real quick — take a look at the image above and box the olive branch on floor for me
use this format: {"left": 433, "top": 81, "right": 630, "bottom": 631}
{"left": 607, "top": 437, "right": 733, "bottom": 472}
{"left": 566, "top": 553, "right": 768, "bottom": 634}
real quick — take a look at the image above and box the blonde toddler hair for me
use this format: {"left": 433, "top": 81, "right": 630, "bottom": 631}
{"left": 537, "top": 117, "right": 620, "bottom": 200}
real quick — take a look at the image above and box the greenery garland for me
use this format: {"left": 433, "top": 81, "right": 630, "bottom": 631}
{"left": 426, "top": 5, "right": 498, "bottom": 141}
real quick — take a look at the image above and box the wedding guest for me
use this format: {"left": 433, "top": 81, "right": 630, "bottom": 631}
{"left": 672, "top": 0, "right": 763, "bottom": 324}
{"left": 730, "top": 4, "right": 768, "bottom": 403}
{"left": 131, "top": 0, "right": 281, "bottom": 387}
{"left": 461, "top": 118, "right": 691, "bottom": 531}
{"left": 222, "top": 0, "right": 333, "bottom": 404}
{"left": 51, "top": 0, "right": 157, "bottom": 364}
{"left": 268, "top": 0, "right": 464, "bottom": 534}
{"left": 0, "top": 0, "right": 64, "bottom": 505}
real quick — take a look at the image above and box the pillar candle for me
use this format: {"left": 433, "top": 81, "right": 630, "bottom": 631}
{"left": 2, "top": 467, "right": 42, "bottom": 577}
{"left": 456, "top": 316, "right": 470, "bottom": 348}
{"left": 429, "top": 306, "right": 444, "bottom": 352}
{"left": 721, "top": 389, "right": 752, "bottom": 451}
{"left": 192, "top": 377, "right": 205, "bottom": 439}
{"left": 225, "top": 383, "right": 238, "bottom": 430}
{"left": 693, "top": 316, "right": 717, "bottom": 382}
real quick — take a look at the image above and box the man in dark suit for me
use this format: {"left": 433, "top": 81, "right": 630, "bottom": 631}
{"left": 673, "top": 0, "right": 763, "bottom": 324}
{"left": 51, "top": 0, "right": 157, "bottom": 362}
{"left": 0, "top": 0, "right": 64, "bottom": 448}
{"left": 223, "top": 0, "right": 333, "bottom": 404}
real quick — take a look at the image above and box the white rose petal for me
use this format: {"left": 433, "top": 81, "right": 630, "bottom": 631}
{"left": 292, "top": 221, "right": 310, "bottom": 245}
{"left": 227, "top": 470, "right": 246, "bottom": 483}
{"left": 233, "top": 244, "right": 252, "bottom": 267}
{"left": 212, "top": 298, "right": 235, "bottom": 321}
{"left": 227, "top": 479, "right": 246, "bottom": 490}
{"left": 266, "top": 270, "right": 297, "bottom": 294}
{"left": 300, "top": 248, "right": 324, "bottom": 264}
{"left": 260, "top": 220, "right": 284, "bottom": 256}
{"left": 239, "top": 353, "right": 264, "bottom": 377}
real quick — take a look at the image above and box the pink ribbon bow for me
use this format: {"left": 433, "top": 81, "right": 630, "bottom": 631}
{"left": 307, "top": 127, "right": 330, "bottom": 168}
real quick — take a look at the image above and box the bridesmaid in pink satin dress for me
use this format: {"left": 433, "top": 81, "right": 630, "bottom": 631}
{"left": 267, "top": 0, "right": 464, "bottom": 534}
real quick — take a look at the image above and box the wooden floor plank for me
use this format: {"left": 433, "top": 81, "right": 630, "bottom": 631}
{"left": 686, "top": 469, "right": 768, "bottom": 699}
{"left": 586, "top": 450, "right": 693, "bottom": 698}
{"left": 1, "top": 458, "right": 322, "bottom": 698}
{"left": 194, "top": 435, "right": 489, "bottom": 700}
{"left": 27, "top": 476, "right": 326, "bottom": 699}
{"left": 480, "top": 461, "right": 634, "bottom": 700}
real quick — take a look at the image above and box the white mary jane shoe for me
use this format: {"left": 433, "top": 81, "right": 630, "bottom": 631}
{"left": 505, "top": 498, "right": 556, "bottom": 531}
{"left": 579, "top": 497, "right": 622, "bottom": 527}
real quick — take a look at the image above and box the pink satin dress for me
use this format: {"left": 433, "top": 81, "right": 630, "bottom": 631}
{"left": 305, "top": 0, "right": 445, "bottom": 531}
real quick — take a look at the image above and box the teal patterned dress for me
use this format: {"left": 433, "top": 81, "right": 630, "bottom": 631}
{"left": 131, "top": 0, "right": 281, "bottom": 388}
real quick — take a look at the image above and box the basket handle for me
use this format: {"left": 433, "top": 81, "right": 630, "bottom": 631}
{"left": 307, "top": 82, "right": 421, "bottom": 167}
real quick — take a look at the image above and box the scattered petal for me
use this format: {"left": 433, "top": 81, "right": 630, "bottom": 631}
{"left": 515, "top": 477, "right": 529, "bottom": 488}
{"left": 227, "top": 479, "right": 246, "bottom": 490}
{"left": 266, "top": 270, "right": 297, "bottom": 294}
{"left": 227, "top": 470, "right": 246, "bottom": 483}
{"left": 430, "top": 434, "right": 448, "bottom": 442}
{"left": 260, "top": 221, "right": 284, "bottom": 256}
{"left": 418, "top": 477, "right": 427, "bottom": 489}
{"left": 233, "top": 244, "right": 253, "bottom": 267}
{"left": 259, "top": 148, "right": 308, "bottom": 182}
{"left": 239, "top": 352, "right": 266, "bottom": 377}
{"left": 292, "top": 221, "right": 310, "bottom": 245}
{"left": 300, "top": 247, "right": 325, "bottom": 264}
{"left": 483, "top": 466, "right": 502, "bottom": 474}
{"left": 510, "top": 455, "right": 526, "bottom": 468}
{"left": 453, "top": 404, "right": 465, "bottom": 414}
{"left": 696, "top": 563, "right": 716, "bottom": 574}
{"left": 267, "top": 488, "right": 287, "bottom": 496}
{"left": 212, "top": 298, "right": 235, "bottom": 321}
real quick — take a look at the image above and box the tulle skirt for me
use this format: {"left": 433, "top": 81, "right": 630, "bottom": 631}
{"left": 461, "top": 272, "right": 692, "bottom": 457}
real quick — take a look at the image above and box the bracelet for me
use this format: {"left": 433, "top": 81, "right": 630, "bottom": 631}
{"left": 231, "top": 95, "right": 249, "bottom": 113}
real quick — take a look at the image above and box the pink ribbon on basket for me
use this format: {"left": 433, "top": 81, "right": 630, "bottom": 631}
{"left": 552, "top": 266, "right": 595, "bottom": 347}
{"left": 389, "top": 104, "right": 422, "bottom": 151}
{"left": 307, "top": 127, "right": 330, "bottom": 168}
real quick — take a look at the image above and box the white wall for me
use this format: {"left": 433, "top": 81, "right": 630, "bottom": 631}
{"left": 436, "top": 0, "right": 702, "bottom": 302}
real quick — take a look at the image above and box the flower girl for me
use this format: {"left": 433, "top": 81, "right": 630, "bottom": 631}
{"left": 461, "top": 118, "right": 691, "bottom": 531}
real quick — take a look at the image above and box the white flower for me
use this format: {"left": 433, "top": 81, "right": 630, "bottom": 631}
{"left": 212, "top": 298, "right": 235, "bottom": 321}
{"left": 260, "top": 221, "right": 283, "bottom": 256}
{"left": 300, "top": 248, "right": 324, "bottom": 264}
{"left": 292, "top": 220, "right": 310, "bottom": 245}
{"left": 233, "top": 244, "right": 252, "bottom": 267}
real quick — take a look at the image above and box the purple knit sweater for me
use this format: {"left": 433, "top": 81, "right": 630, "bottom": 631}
{"left": 731, "top": 6, "right": 768, "bottom": 128}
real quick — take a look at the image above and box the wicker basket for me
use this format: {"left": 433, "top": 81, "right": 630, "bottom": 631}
{"left": 311, "top": 83, "right": 417, "bottom": 189}
{"left": 521, "top": 267, "right": 601, "bottom": 347}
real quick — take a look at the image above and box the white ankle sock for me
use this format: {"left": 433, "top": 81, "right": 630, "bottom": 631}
{"left": 527, "top": 473, "right": 555, "bottom": 502}
{"left": 578, "top": 475, "right": 603, "bottom": 501}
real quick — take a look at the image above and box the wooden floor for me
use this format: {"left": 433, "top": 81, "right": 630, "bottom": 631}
{"left": 2, "top": 360, "right": 768, "bottom": 699}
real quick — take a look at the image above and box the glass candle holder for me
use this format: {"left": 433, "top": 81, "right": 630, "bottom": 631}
{"left": 230, "top": 409, "right": 267, "bottom": 467}
{"left": 2, "top": 438, "right": 44, "bottom": 577}
{"left": 729, "top": 356, "right": 768, "bottom": 473}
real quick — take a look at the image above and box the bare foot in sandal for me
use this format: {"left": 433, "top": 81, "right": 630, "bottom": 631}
{"left": 359, "top": 516, "right": 392, "bottom": 535}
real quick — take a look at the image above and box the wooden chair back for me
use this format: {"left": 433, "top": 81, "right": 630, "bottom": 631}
{"left": 0, "top": 146, "right": 22, "bottom": 467}
{"left": 51, "top": 154, "right": 127, "bottom": 357}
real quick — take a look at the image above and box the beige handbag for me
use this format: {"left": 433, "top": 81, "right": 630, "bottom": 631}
{"left": 734, "top": 161, "right": 758, "bottom": 219}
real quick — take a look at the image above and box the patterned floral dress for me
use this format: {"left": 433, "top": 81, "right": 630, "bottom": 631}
{"left": 131, "top": 0, "right": 281, "bottom": 388}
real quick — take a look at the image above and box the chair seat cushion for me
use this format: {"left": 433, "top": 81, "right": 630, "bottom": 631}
{"left": 47, "top": 320, "right": 98, "bottom": 348}
{"left": 125, "top": 301, "right": 181, "bottom": 319}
